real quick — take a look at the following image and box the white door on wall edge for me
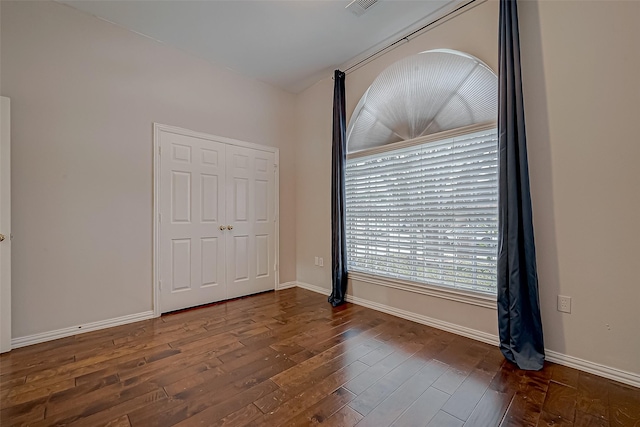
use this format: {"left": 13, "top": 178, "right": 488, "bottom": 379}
{"left": 157, "top": 126, "right": 277, "bottom": 313}
{"left": 0, "top": 97, "right": 11, "bottom": 353}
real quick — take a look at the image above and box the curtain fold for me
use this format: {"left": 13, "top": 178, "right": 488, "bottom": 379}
{"left": 328, "top": 70, "right": 348, "bottom": 307}
{"left": 497, "top": 0, "right": 545, "bottom": 370}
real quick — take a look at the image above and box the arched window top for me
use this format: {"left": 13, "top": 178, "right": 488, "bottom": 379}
{"left": 347, "top": 49, "right": 498, "bottom": 153}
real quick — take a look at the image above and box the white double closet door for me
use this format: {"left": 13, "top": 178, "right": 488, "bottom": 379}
{"left": 158, "top": 128, "right": 276, "bottom": 313}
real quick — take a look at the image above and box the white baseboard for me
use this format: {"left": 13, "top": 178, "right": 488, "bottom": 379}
{"left": 294, "top": 281, "right": 331, "bottom": 296}
{"left": 293, "top": 281, "right": 640, "bottom": 388}
{"left": 545, "top": 350, "right": 640, "bottom": 388}
{"left": 11, "top": 311, "right": 156, "bottom": 349}
{"left": 346, "top": 293, "right": 500, "bottom": 347}
{"left": 276, "top": 281, "right": 299, "bottom": 291}
{"left": 294, "top": 280, "right": 497, "bottom": 346}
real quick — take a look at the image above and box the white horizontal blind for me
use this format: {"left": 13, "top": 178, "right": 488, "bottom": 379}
{"left": 345, "top": 128, "right": 498, "bottom": 294}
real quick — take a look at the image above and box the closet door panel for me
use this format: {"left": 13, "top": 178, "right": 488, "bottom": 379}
{"left": 225, "top": 145, "right": 276, "bottom": 299}
{"left": 159, "top": 131, "right": 227, "bottom": 312}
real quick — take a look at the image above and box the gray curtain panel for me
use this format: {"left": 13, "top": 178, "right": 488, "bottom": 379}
{"left": 329, "top": 70, "right": 348, "bottom": 307}
{"left": 497, "top": 0, "right": 545, "bottom": 370}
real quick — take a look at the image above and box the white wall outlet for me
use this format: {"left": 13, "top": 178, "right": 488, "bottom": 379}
{"left": 314, "top": 256, "right": 319, "bottom": 266}
{"left": 319, "top": 257, "right": 324, "bottom": 267}
{"left": 558, "top": 295, "right": 572, "bottom": 313}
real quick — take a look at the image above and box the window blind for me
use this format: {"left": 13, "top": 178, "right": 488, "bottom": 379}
{"left": 345, "top": 128, "right": 498, "bottom": 294}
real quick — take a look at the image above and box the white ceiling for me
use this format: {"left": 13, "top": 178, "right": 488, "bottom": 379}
{"left": 58, "top": 0, "right": 461, "bottom": 93}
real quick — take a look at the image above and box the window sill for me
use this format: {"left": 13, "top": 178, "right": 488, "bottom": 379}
{"left": 347, "top": 271, "right": 497, "bottom": 310}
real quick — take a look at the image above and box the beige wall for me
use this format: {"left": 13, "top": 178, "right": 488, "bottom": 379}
{"left": 1, "top": 0, "right": 297, "bottom": 338}
{"left": 295, "top": 0, "right": 640, "bottom": 375}
{"left": 519, "top": 0, "right": 639, "bottom": 374}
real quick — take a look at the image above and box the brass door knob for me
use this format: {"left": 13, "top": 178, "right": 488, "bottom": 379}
{"left": 219, "top": 225, "right": 226, "bottom": 231}
{"left": 0, "top": 234, "right": 5, "bottom": 242}
{"left": 227, "top": 225, "right": 233, "bottom": 230}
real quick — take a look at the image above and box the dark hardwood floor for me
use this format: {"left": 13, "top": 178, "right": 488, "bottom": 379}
{"left": 1, "top": 288, "right": 638, "bottom": 427}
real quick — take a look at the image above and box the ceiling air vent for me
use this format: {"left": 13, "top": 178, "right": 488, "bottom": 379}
{"left": 346, "top": 0, "right": 379, "bottom": 17}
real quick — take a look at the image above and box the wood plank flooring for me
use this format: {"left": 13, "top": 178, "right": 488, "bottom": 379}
{"left": 1, "top": 288, "right": 638, "bottom": 426}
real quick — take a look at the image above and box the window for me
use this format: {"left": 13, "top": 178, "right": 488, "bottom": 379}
{"left": 345, "top": 50, "right": 498, "bottom": 295}
{"left": 345, "top": 126, "right": 498, "bottom": 294}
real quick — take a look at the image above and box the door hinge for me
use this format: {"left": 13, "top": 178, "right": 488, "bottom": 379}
{"left": 158, "top": 146, "right": 162, "bottom": 155}
{"left": 158, "top": 213, "right": 162, "bottom": 223}
{"left": 159, "top": 280, "right": 162, "bottom": 290}
{"left": 274, "top": 263, "right": 278, "bottom": 271}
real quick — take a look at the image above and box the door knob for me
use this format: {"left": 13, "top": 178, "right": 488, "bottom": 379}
{"left": 219, "top": 225, "right": 226, "bottom": 231}
{"left": 227, "top": 225, "right": 233, "bottom": 230}
{"left": 0, "top": 234, "right": 4, "bottom": 242}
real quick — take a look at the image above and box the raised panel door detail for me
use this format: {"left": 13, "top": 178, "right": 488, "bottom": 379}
{"left": 234, "top": 178, "right": 248, "bottom": 221}
{"left": 256, "top": 235, "right": 269, "bottom": 278}
{"left": 234, "top": 235, "right": 249, "bottom": 281}
{"left": 171, "top": 239, "right": 191, "bottom": 291}
{"left": 255, "top": 180, "right": 268, "bottom": 222}
{"left": 255, "top": 158, "right": 268, "bottom": 173}
{"left": 172, "top": 144, "right": 192, "bottom": 163}
{"left": 201, "top": 149, "right": 218, "bottom": 166}
{"left": 201, "top": 174, "right": 218, "bottom": 222}
{"left": 171, "top": 171, "right": 191, "bottom": 223}
{"left": 234, "top": 154, "right": 248, "bottom": 169}
{"left": 201, "top": 238, "right": 219, "bottom": 287}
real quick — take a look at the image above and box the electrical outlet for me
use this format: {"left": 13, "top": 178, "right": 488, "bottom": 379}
{"left": 314, "top": 256, "right": 319, "bottom": 266}
{"left": 558, "top": 295, "right": 571, "bottom": 313}
{"left": 319, "top": 257, "right": 324, "bottom": 267}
